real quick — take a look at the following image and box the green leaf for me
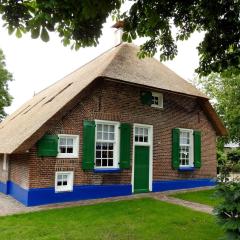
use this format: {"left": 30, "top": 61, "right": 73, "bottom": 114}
{"left": 31, "top": 27, "right": 40, "bottom": 39}
{"left": 40, "top": 27, "right": 49, "bottom": 42}
{"left": 15, "top": 28, "right": 22, "bottom": 38}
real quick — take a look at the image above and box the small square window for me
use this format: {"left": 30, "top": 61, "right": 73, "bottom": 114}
{"left": 57, "top": 135, "right": 79, "bottom": 158}
{"left": 55, "top": 171, "right": 73, "bottom": 192}
{"left": 151, "top": 92, "right": 163, "bottom": 108}
{"left": 134, "top": 127, "right": 150, "bottom": 144}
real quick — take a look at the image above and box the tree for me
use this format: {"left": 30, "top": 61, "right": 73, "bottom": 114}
{"left": 1, "top": 1, "right": 240, "bottom": 75}
{"left": 198, "top": 68, "right": 240, "bottom": 143}
{"left": 0, "top": 48, "right": 13, "bottom": 121}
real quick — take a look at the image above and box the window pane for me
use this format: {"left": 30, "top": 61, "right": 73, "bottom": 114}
{"left": 102, "top": 143, "right": 107, "bottom": 150}
{"left": 135, "top": 127, "right": 139, "bottom": 135}
{"left": 57, "top": 181, "right": 62, "bottom": 186}
{"left": 57, "top": 174, "right": 62, "bottom": 180}
{"left": 103, "top": 132, "right": 108, "bottom": 140}
{"left": 97, "top": 132, "right": 102, "bottom": 140}
{"left": 108, "top": 151, "right": 113, "bottom": 158}
{"left": 135, "top": 136, "right": 138, "bottom": 142}
{"left": 102, "top": 151, "right": 107, "bottom": 158}
{"left": 139, "top": 128, "right": 143, "bottom": 135}
{"left": 96, "top": 151, "right": 101, "bottom": 158}
{"left": 96, "top": 159, "right": 101, "bottom": 166}
{"left": 63, "top": 181, "right": 68, "bottom": 186}
{"left": 67, "top": 147, "right": 73, "bottom": 153}
{"left": 96, "top": 143, "right": 101, "bottom": 150}
{"left": 103, "top": 125, "right": 108, "bottom": 132}
{"left": 144, "top": 128, "right": 148, "bottom": 136}
{"left": 109, "top": 133, "right": 114, "bottom": 140}
{"left": 60, "top": 138, "right": 66, "bottom": 145}
{"left": 109, "top": 125, "right": 114, "bottom": 132}
{"left": 102, "top": 159, "right": 107, "bottom": 166}
{"left": 60, "top": 147, "right": 66, "bottom": 153}
{"left": 67, "top": 138, "right": 73, "bottom": 146}
{"left": 139, "top": 136, "right": 143, "bottom": 142}
{"left": 97, "top": 124, "right": 102, "bottom": 131}
{"left": 144, "top": 136, "right": 148, "bottom": 142}
{"left": 108, "top": 159, "right": 113, "bottom": 166}
{"left": 109, "top": 143, "right": 113, "bottom": 150}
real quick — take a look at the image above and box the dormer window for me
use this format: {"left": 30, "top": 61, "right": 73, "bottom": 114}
{"left": 151, "top": 92, "right": 163, "bottom": 108}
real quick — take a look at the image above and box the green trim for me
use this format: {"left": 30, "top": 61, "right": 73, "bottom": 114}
{"left": 140, "top": 91, "right": 152, "bottom": 106}
{"left": 119, "top": 123, "right": 131, "bottom": 169}
{"left": 82, "top": 120, "right": 95, "bottom": 170}
{"left": 194, "top": 131, "right": 201, "bottom": 168}
{"left": 172, "top": 128, "right": 180, "bottom": 169}
{"left": 37, "top": 135, "right": 58, "bottom": 157}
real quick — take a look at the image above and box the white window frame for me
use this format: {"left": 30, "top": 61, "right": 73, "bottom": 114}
{"left": 134, "top": 126, "right": 151, "bottom": 145}
{"left": 57, "top": 134, "right": 79, "bottom": 158}
{"left": 151, "top": 92, "right": 163, "bottom": 109}
{"left": 179, "top": 128, "right": 194, "bottom": 168}
{"left": 55, "top": 171, "right": 74, "bottom": 192}
{"left": 95, "top": 120, "right": 120, "bottom": 169}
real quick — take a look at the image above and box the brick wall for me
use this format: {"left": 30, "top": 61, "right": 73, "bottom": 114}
{"left": 24, "top": 79, "right": 217, "bottom": 189}
{"left": 9, "top": 154, "right": 29, "bottom": 189}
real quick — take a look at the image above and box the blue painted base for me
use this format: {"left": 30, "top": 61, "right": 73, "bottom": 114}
{"left": 152, "top": 178, "right": 216, "bottom": 192}
{"left": 0, "top": 178, "right": 216, "bottom": 207}
{"left": 28, "top": 184, "right": 132, "bottom": 206}
{"left": 0, "top": 181, "right": 8, "bottom": 194}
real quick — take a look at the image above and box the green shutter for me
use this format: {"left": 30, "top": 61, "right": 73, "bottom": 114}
{"left": 140, "top": 91, "right": 152, "bottom": 106}
{"left": 82, "top": 120, "right": 95, "bottom": 170}
{"left": 37, "top": 135, "right": 58, "bottom": 157}
{"left": 172, "top": 128, "right": 180, "bottom": 169}
{"left": 120, "top": 123, "right": 131, "bottom": 169}
{"left": 194, "top": 131, "right": 201, "bottom": 168}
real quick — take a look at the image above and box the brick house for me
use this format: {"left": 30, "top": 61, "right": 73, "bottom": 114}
{"left": 0, "top": 43, "right": 227, "bottom": 206}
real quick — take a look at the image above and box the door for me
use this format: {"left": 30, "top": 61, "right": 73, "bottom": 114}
{"left": 133, "top": 124, "right": 152, "bottom": 193}
{"left": 134, "top": 146, "right": 149, "bottom": 193}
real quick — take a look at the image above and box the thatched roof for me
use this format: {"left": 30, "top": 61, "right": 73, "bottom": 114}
{"left": 0, "top": 43, "right": 227, "bottom": 153}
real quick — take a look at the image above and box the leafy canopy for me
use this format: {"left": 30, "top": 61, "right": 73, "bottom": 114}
{"left": 1, "top": 0, "right": 240, "bottom": 75}
{"left": 198, "top": 68, "right": 240, "bottom": 143}
{"left": 0, "top": 48, "right": 13, "bottom": 120}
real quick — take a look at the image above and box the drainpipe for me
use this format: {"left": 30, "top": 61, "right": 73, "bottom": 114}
{"left": 3, "top": 153, "right": 9, "bottom": 194}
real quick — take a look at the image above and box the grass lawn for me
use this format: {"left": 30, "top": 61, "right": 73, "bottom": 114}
{"left": 0, "top": 198, "right": 223, "bottom": 240}
{"left": 170, "top": 189, "right": 222, "bottom": 207}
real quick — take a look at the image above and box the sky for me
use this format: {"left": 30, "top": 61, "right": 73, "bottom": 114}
{"left": 0, "top": 12, "right": 204, "bottom": 115}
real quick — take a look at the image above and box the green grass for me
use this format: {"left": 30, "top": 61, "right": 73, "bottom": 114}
{"left": 170, "top": 189, "right": 222, "bottom": 207}
{"left": 0, "top": 198, "right": 223, "bottom": 240}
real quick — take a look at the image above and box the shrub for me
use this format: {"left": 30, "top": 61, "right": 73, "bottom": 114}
{"left": 214, "top": 181, "right": 240, "bottom": 240}
{"left": 227, "top": 149, "right": 240, "bottom": 164}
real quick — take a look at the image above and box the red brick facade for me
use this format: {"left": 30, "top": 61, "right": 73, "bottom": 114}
{"left": 6, "top": 79, "right": 217, "bottom": 190}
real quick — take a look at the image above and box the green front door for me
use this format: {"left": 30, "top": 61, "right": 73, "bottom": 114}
{"left": 134, "top": 145, "right": 150, "bottom": 193}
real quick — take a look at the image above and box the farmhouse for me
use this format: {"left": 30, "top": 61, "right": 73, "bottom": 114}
{"left": 0, "top": 43, "right": 227, "bottom": 206}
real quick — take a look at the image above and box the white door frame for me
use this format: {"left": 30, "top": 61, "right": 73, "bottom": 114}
{"left": 131, "top": 123, "right": 153, "bottom": 193}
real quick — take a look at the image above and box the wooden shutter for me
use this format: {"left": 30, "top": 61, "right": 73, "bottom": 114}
{"left": 172, "top": 128, "right": 180, "bottom": 169}
{"left": 82, "top": 120, "right": 95, "bottom": 170}
{"left": 119, "top": 123, "right": 131, "bottom": 169}
{"left": 194, "top": 131, "right": 201, "bottom": 168}
{"left": 140, "top": 91, "right": 152, "bottom": 106}
{"left": 37, "top": 135, "right": 58, "bottom": 157}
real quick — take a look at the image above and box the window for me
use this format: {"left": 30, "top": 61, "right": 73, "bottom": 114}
{"left": 151, "top": 92, "right": 163, "bottom": 108}
{"left": 55, "top": 171, "right": 74, "bottom": 192}
{"left": 134, "top": 127, "right": 149, "bottom": 143}
{"left": 57, "top": 135, "right": 79, "bottom": 158}
{"left": 95, "top": 121, "right": 119, "bottom": 168}
{"left": 179, "top": 129, "right": 194, "bottom": 167}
